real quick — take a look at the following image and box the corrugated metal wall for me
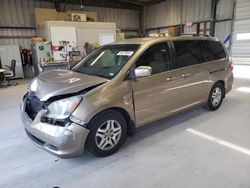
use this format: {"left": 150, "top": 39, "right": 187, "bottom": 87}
{"left": 0, "top": 29, "right": 36, "bottom": 49}
{"left": 215, "top": 21, "right": 232, "bottom": 42}
{"left": 0, "top": 0, "right": 55, "bottom": 48}
{"left": 145, "top": 0, "right": 181, "bottom": 29}
{"left": 181, "top": 0, "right": 212, "bottom": 23}
{"left": 0, "top": 0, "right": 240, "bottom": 55}
{"left": 63, "top": 4, "right": 139, "bottom": 30}
{"left": 214, "top": 0, "right": 234, "bottom": 42}
{"left": 0, "top": 0, "right": 55, "bottom": 27}
{"left": 145, "top": 0, "right": 212, "bottom": 29}
{"left": 216, "top": 0, "right": 234, "bottom": 20}
{"left": 0, "top": 0, "right": 140, "bottom": 49}
{"left": 231, "top": 0, "right": 250, "bottom": 64}
{"left": 145, "top": 0, "right": 234, "bottom": 43}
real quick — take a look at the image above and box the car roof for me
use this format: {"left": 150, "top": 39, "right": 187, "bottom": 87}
{"left": 112, "top": 35, "right": 219, "bottom": 46}
{"left": 112, "top": 37, "right": 153, "bottom": 45}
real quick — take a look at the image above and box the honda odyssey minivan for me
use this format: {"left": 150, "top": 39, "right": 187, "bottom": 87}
{"left": 20, "top": 35, "right": 234, "bottom": 158}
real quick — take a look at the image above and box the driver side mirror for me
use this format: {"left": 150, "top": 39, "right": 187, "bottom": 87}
{"left": 135, "top": 66, "right": 152, "bottom": 78}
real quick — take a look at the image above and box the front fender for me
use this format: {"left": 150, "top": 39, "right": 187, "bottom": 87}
{"left": 71, "top": 79, "right": 135, "bottom": 125}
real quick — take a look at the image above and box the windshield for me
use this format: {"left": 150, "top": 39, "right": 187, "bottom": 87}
{"left": 72, "top": 44, "right": 139, "bottom": 79}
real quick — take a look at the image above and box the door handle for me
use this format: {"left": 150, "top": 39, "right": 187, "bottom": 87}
{"left": 181, "top": 73, "right": 191, "bottom": 78}
{"left": 166, "top": 77, "right": 177, "bottom": 82}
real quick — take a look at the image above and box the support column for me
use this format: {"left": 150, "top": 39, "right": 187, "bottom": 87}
{"left": 210, "top": 0, "right": 219, "bottom": 36}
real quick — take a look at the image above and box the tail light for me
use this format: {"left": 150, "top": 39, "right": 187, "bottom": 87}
{"left": 228, "top": 63, "right": 234, "bottom": 72}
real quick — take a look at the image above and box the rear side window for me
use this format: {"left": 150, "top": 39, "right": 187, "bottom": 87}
{"left": 201, "top": 40, "right": 226, "bottom": 62}
{"left": 173, "top": 40, "right": 203, "bottom": 68}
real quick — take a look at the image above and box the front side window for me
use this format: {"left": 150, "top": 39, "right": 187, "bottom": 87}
{"left": 173, "top": 40, "right": 203, "bottom": 68}
{"left": 135, "top": 42, "right": 172, "bottom": 75}
{"left": 201, "top": 40, "right": 227, "bottom": 62}
{"left": 72, "top": 44, "right": 139, "bottom": 79}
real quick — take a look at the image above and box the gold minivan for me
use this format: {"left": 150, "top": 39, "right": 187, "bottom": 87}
{"left": 20, "top": 35, "right": 234, "bottom": 158}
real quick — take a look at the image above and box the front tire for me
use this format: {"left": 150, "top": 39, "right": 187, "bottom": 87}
{"left": 205, "top": 82, "right": 225, "bottom": 111}
{"left": 86, "top": 110, "right": 127, "bottom": 157}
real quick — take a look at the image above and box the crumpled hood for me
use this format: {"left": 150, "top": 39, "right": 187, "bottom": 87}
{"left": 29, "top": 69, "right": 108, "bottom": 101}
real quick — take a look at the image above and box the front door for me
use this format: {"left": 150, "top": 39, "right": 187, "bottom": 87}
{"left": 131, "top": 42, "right": 181, "bottom": 127}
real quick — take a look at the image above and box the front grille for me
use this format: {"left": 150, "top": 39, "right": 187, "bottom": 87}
{"left": 41, "top": 116, "right": 69, "bottom": 127}
{"left": 25, "top": 92, "right": 45, "bottom": 120}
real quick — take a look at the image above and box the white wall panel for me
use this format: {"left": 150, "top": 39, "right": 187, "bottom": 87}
{"left": 231, "top": 0, "right": 250, "bottom": 64}
{"left": 232, "top": 20, "right": 250, "bottom": 57}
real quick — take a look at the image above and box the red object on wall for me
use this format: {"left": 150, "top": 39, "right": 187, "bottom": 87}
{"left": 52, "top": 45, "right": 64, "bottom": 51}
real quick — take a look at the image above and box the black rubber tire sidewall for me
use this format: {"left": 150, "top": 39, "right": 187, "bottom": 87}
{"left": 86, "top": 110, "right": 127, "bottom": 157}
{"left": 206, "top": 82, "right": 225, "bottom": 111}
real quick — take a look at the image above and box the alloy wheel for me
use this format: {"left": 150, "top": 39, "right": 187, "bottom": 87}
{"left": 211, "top": 87, "right": 222, "bottom": 107}
{"left": 95, "top": 120, "right": 122, "bottom": 151}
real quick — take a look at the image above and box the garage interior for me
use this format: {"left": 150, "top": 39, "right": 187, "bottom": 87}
{"left": 0, "top": 0, "right": 250, "bottom": 187}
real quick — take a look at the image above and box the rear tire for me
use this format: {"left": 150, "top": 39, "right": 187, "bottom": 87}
{"left": 205, "top": 82, "right": 225, "bottom": 111}
{"left": 86, "top": 110, "right": 127, "bottom": 157}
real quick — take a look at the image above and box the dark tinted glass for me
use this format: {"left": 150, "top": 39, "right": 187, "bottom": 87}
{"left": 136, "top": 42, "right": 171, "bottom": 75}
{"left": 173, "top": 40, "right": 203, "bottom": 68}
{"left": 201, "top": 40, "right": 226, "bottom": 62}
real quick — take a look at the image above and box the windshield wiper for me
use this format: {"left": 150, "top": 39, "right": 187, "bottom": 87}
{"left": 72, "top": 69, "right": 110, "bottom": 79}
{"left": 91, "top": 73, "right": 110, "bottom": 79}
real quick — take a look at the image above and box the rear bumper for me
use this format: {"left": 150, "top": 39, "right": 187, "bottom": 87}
{"left": 225, "top": 73, "right": 234, "bottom": 94}
{"left": 20, "top": 100, "right": 89, "bottom": 158}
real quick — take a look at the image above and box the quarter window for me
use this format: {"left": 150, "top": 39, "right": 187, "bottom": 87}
{"left": 201, "top": 40, "right": 227, "bottom": 62}
{"left": 135, "top": 42, "right": 171, "bottom": 75}
{"left": 173, "top": 40, "right": 203, "bottom": 68}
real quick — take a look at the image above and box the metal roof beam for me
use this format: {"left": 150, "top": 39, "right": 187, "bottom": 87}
{"left": 46, "top": 0, "right": 142, "bottom": 10}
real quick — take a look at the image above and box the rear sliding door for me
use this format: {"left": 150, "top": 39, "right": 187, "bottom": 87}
{"left": 171, "top": 40, "right": 209, "bottom": 110}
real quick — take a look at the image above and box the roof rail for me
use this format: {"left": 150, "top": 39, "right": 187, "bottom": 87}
{"left": 179, "top": 33, "right": 210, "bottom": 37}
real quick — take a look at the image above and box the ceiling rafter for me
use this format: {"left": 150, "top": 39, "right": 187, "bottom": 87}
{"left": 43, "top": 0, "right": 143, "bottom": 10}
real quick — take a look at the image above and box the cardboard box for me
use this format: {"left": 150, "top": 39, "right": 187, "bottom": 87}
{"left": 67, "top": 11, "right": 98, "bottom": 22}
{"left": 58, "top": 12, "right": 71, "bottom": 21}
{"left": 116, "top": 32, "right": 125, "bottom": 41}
{"left": 34, "top": 8, "right": 98, "bottom": 24}
{"left": 32, "top": 37, "right": 44, "bottom": 44}
{"left": 168, "top": 26, "right": 181, "bottom": 36}
{"left": 34, "top": 8, "right": 58, "bottom": 25}
{"left": 86, "top": 11, "right": 98, "bottom": 22}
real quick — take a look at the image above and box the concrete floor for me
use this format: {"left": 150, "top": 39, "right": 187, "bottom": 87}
{"left": 0, "top": 65, "right": 250, "bottom": 188}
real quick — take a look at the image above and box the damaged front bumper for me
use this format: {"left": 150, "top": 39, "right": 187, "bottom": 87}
{"left": 20, "top": 99, "right": 90, "bottom": 158}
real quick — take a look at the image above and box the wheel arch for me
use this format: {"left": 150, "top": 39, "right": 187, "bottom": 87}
{"left": 86, "top": 107, "right": 135, "bottom": 136}
{"left": 215, "top": 80, "right": 225, "bottom": 98}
